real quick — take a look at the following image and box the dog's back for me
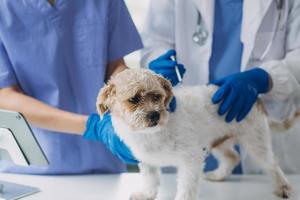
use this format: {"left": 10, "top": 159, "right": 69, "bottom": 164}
{"left": 172, "top": 84, "right": 267, "bottom": 138}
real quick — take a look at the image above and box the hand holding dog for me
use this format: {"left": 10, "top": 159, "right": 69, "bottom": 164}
{"left": 84, "top": 113, "right": 138, "bottom": 164}
{"left": 211, "top": 68, "right": 271, "bottom": 123}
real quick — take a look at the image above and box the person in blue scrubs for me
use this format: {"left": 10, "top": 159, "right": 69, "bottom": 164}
{"left": 0, "top": 0, "right": 142, "bottom": 174}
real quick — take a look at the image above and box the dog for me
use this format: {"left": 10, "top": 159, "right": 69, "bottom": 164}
{"left": 97, "top": 68, "right": 292, "bottom": 200}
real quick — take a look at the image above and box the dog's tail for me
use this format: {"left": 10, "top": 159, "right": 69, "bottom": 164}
{"left": 269, "top": 110, "right": 300, "bottom": 132}
{"left": 256, "top": 99, "right": 300, "bottom": 132}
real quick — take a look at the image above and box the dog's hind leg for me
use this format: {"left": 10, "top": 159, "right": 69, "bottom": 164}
{"left": 205, "top": 136, "right": 240, "bottom": 181}
{"left": 130, "top": 163, "right": 160, "bottom": 200}
{"left": 239, "top": 122, "right": 292, "bottom": 199}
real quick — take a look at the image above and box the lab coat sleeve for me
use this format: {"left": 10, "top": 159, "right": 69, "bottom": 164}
{"left": 140, "top": 0, "right": 176, "bottom": 68}
{"left": 107, "top": 0, "right": 143, "bottom": 62}
{"left": 0, "top": 38, "right": 18, "bottom": 88}
{"left": 260, "top": 0, "right": 300, "bottom": 119}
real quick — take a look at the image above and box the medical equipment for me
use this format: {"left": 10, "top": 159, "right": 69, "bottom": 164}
{"left": 192, "top": 11, "right": 208, "bottom": 46}
{"left": 260, "top": 0, "right": 283, "bottom": 60}
{"left": 149, "top": 49, "right": 185, "bottom": 86}
{"left": 0, "top": 109, "right": 49, "bottom": 200}
{"left": 0, "top": 110, "right": 48, "bottom": 166}
{"left": 170, "top": 55, "right": 183, "bottom": 83}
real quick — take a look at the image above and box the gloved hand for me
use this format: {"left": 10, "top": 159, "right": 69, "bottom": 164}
{"left": 149, "top": 49, "right": 186, "bottom": 86}
{"left": 83, "top": 113, "right": 138, "bottom": 164}
{"left": 211, "top": 68, "right": 270, "bottom": 123}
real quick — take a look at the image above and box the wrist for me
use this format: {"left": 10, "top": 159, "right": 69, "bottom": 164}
{"left": 248, "top": 68, "right": 270, "bottom": 94}
{"left": 80, "top": 115, "right": 89, "bottom": 131}
{"left": 71, "top": 114, "right": 88, "bottom": 135}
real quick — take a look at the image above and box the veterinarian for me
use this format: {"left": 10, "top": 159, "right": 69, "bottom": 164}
{"left": 0, "top": 0, "right": 143, "bottom": 174}
{"left": 139, "top": 0, "right": 300, "bottom": 174}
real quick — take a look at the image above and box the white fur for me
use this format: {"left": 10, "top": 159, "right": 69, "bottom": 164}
{"left": 111, "top": 85, "right": 292, "bottom": 200}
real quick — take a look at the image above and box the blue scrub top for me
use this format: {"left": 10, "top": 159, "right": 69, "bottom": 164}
{"left": 0, "top": 0, "right": 143, "bottom": 174}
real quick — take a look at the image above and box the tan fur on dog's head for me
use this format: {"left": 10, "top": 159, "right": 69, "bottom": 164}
{"left": 97, "top": 69, "right": 173, "bottom": 130}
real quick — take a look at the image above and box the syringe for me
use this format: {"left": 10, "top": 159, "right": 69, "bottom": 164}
{"left": 170, "top": 55, "right": 183, "bottom": 83}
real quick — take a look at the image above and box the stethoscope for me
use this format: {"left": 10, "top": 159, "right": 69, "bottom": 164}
{"left": 192, "top": 11, "right": 208, "bottom": 46}
{"left": 192, "top": 0, "right": 284, "bottom": 49}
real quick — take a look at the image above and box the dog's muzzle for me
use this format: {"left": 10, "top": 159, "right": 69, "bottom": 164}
{"left": 147, "top": 111, "right": 160, "bottom": 127}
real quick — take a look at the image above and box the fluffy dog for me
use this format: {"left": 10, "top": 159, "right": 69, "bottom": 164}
{"left": 97, "top": 69, "right": 292, "bottom": 200}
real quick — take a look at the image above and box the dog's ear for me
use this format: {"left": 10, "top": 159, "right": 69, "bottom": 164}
{"left": 96, "top": 83, "right": 116, "bottom": 116}
{"left": 156, "top": 75, "right": 173, "bottom": 107}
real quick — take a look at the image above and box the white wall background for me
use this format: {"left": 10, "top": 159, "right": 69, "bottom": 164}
{"left": 124, "top": 0, "right": 150, "bottom": 68}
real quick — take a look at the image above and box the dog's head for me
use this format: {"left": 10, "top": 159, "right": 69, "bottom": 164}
{"left": 97, "top": 69, "right": 173, "bottom": 131}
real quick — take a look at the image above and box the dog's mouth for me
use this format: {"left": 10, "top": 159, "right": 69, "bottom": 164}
{"left": 128, "top": 110, "right": 168, "bottom": 131}
{"left": 148, "top": 121, "right": 159, "bottom": 127}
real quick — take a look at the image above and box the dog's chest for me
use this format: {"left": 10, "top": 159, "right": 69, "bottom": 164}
{"left": 127, "top": 132, "right": 184, "bottom": 166}
{"left": 133, "top": 144, "right": 181, "bottom": 166}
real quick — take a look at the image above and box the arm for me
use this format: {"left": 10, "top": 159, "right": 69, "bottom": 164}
{"left": 0, "top": 38, "right": 88, "bottom": 134}
{"left": 0, "top": 58, "right": 127, "bottom": 135}
{"left": 0, "top": 85, "right": 88, "bottom": 134}
{"left": 211, "top": 1, "right": 300, "bottom": 123}
{"left": 105, "top": 58, "right": 128, "bottom": 81}
{"left": 259, "top": 0, "right": 300, "bottom": 120}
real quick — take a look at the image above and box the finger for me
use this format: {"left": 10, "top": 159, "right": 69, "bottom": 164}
{"left": 236, "top": 94, "right": 257, "bottom": 122}
{"left": 177, "top": 64, "right": 186, "bottom": 76}
{"left": 225, "top": 95, "right": 245, "bottom": 123}
{"left": 168, "top": 75, "right": 180, "bottom": 86}
{"left": 212, "top": 82, "right": 230, "bottom": 104}
{"left": 210, "top": 77, "right": 226, "bottom": 86}
{"left": 218, "top": 86, "right": 238, "bottom": 116}
{"left": 149, "top": 60, "right": 177, "bottom": 70}
{"left": 157, "top": 49, "right": 176, "bottom": 60}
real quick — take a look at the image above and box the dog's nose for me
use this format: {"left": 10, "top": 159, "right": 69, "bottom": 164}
{"left": 147, "top": 111, "right": 160, "bottom": 123}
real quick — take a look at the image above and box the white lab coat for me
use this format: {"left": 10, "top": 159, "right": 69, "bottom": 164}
{"left": 141, "top": 0, "right": 300, "bottom": 174}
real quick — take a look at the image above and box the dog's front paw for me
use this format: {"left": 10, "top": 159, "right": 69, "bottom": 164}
{"left": 205, "top": 171, "right": 226, "bottom": 182}
{"left": 129, "top": 192, "right": 156, "bottom": 200}
{"left": 274, "top": 184, "right": 292, "bottom": 199}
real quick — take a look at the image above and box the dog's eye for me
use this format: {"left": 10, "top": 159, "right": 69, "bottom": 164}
{"left": 128, "top": 95, "right": 141, "bottom": 104}
{"left": 152, "top": 94, "right": 161, "bottom": 102}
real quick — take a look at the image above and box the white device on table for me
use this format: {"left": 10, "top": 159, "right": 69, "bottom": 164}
{"left": 0, "top": 109, "right": 49, "bottom": 200}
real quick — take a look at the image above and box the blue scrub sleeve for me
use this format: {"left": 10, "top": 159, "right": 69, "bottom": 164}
{"left": 0, "top": 39, "right": 18, "bottom": 88}
{"left": 107, "top": 0, "right": 143, "bottom": 62}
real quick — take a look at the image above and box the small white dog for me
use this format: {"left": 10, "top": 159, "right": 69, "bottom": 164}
{"left": 97, "top": 69, "right": 292, "bottom": 200}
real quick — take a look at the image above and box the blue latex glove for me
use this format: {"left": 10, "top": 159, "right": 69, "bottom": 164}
{"left": 149, "top": 49, "right": 186, "bottom": 86}
{"left": 211, "top": 68, "right": 270, "bottom": 123}
{"left": 83, "top": 113, "right": 138, "bottom": 164}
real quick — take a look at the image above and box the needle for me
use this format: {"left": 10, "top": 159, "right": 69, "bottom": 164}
{"left": 170, "top": 55, "right": 183, "bottom": 83}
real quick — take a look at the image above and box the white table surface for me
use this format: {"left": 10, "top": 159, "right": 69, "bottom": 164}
{"left": 0, "top": 173, "right": 299, "bottom": 200}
